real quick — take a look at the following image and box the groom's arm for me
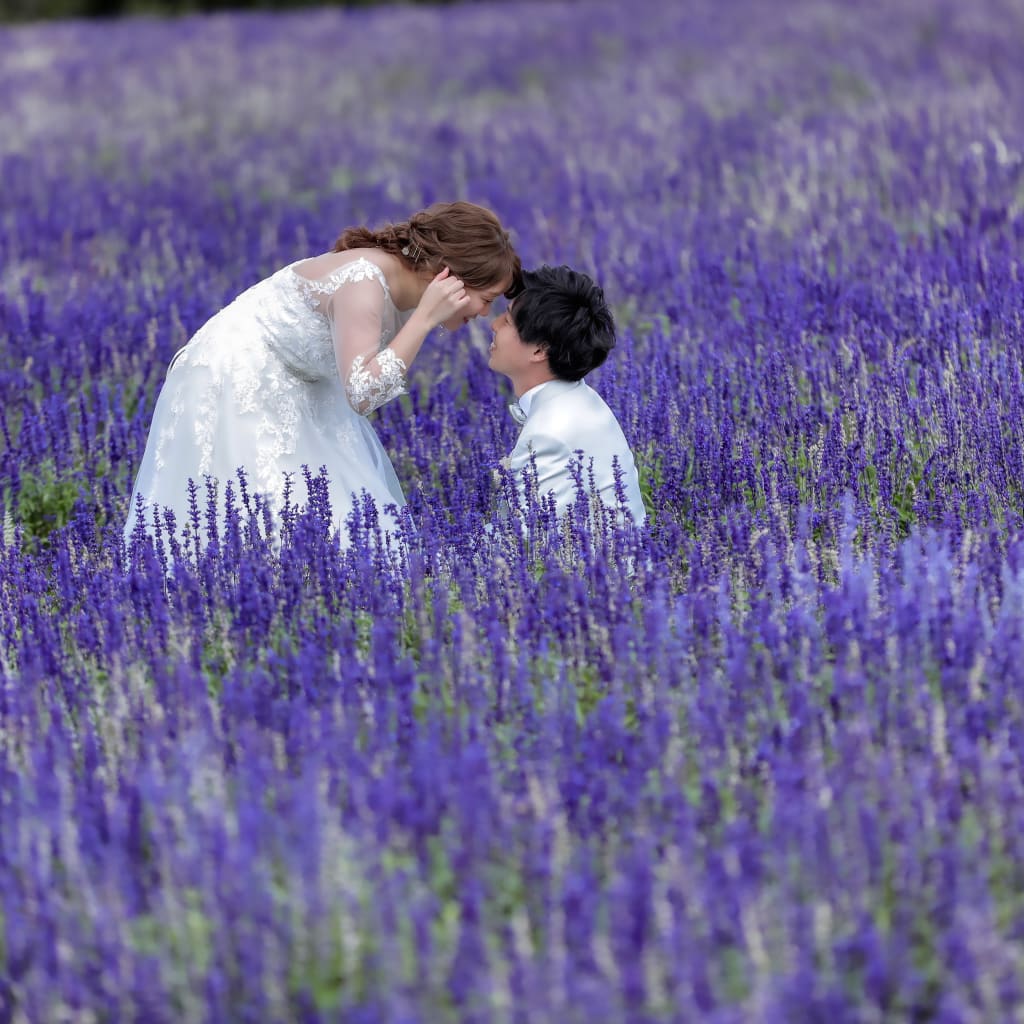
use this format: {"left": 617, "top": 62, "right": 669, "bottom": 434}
{"left": 509, "top": 430, "right": 581, "bottom": 516}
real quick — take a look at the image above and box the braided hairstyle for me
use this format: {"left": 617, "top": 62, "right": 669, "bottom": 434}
{"left": 334, "top": 201, "right": 521, "bottom": 296}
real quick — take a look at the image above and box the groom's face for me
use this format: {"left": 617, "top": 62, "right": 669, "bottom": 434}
{"left": 488, "top": 303, "right": 544, "bottom": 379}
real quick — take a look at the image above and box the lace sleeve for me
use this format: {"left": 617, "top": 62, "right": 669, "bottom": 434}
{"left": 346, "top": 349, "right": 408, "bottom": 414}
{"left": 325, "top": 265, "right": 409, "bottom": 415}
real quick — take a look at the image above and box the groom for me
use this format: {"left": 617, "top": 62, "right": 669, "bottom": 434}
{"left": 489, "top": 264, "right": 646, "bottom": 526}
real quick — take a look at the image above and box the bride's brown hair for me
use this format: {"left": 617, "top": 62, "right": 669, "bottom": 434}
{"left": 334, "top": 201, "right": 521, "bottom": 296}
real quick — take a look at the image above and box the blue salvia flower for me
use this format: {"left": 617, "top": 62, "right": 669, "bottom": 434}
{"left": 4, "top": 0, "right": 1024, "bottom": 1017}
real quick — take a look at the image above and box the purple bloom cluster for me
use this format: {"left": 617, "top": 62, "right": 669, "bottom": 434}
{"left": 3, "top": 0, "right": 1024, "bottom": 1018}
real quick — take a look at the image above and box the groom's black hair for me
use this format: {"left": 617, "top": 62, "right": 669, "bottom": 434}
{"left": 510, "top": 265, "right": 616, "bottom": 381}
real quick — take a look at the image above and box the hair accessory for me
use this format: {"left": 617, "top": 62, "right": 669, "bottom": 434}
{"left": 401, "top": 242, "right": 423, "bottom": 262}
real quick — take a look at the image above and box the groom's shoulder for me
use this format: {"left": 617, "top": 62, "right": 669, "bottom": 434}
{"left": 531, "top": 381, "right": 618, "bottom": 433}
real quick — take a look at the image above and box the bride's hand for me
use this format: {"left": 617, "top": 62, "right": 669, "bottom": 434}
{"left": 417, "top": 267, "right": 472, "bottom": 328}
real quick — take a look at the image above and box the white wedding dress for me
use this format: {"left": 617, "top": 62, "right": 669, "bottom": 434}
{"left": 124, "top": 255, "right": 413, "bottom": 547}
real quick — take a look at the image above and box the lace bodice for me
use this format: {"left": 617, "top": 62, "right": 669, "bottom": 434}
{"left": 169, "top": 256, "right": 409, "bottom": 408}
{"left": 270, "top": 256, "right": 412, "bottom": 412}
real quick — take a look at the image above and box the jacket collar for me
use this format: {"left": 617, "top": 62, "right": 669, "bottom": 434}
{"left": 519, "top": 379, "right": 582, "bottom": 418}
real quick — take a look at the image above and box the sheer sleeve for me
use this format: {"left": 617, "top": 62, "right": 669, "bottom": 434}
{"left": 327, "top": 272, "right": 409, "bottom": 415}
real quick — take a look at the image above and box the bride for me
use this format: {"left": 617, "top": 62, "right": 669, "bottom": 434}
{"left": 124, "top": 201, "right": 521, "bottom": 548}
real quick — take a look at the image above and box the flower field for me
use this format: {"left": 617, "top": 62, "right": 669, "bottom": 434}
{"left": 3, "top": 0, "right": 1024, "bottom": 1018}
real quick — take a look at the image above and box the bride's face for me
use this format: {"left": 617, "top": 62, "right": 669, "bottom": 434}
{"left": 441, "top": 278, "right": 512, "bottom": 331}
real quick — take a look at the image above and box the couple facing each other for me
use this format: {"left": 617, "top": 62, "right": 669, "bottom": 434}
{"left": 124, "top": 201, "right": 645, "bottom": 547}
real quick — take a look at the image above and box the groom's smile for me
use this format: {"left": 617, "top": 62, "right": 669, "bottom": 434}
{"left": 488, "top": 303, "right": 549, "bottom": 394}
{"left": 487, "top": 308, "right": 518, "bottom": 368}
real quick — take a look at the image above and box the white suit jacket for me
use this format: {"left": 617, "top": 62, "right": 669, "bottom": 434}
{"left": 507, "top": 379, "right": 646, "bottom": 525}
